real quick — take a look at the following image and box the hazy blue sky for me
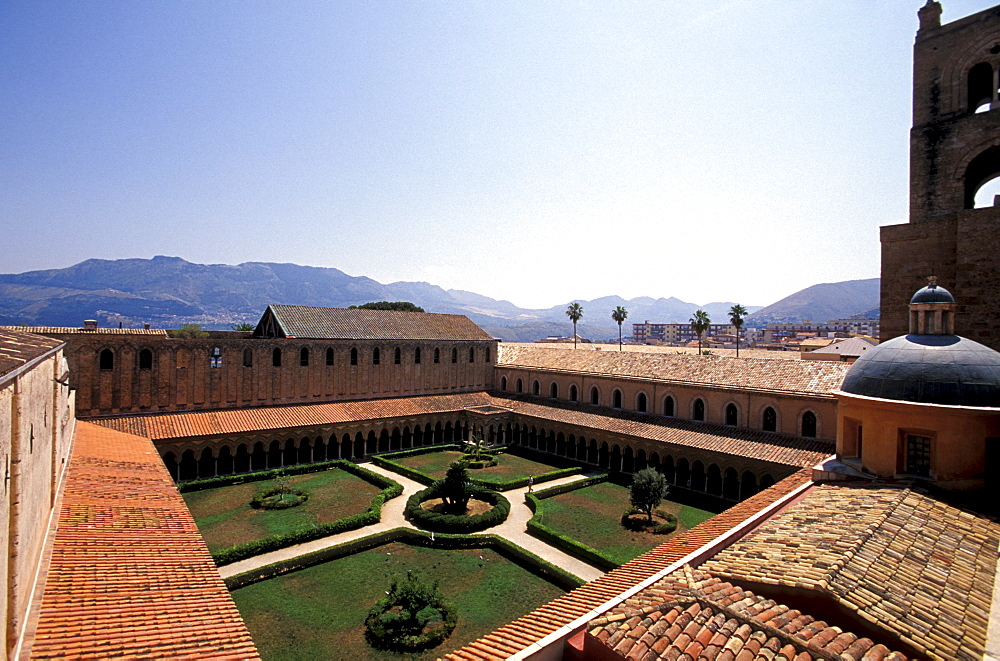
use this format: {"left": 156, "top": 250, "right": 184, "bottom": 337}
{"left": 2, "top": 1, "right": 996, "bottom": 309}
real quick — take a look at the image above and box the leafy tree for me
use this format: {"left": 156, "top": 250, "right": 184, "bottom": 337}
{"left": 611, "top": 306, "right": 628, "bottom": 352}
{"left": 231, "top": 322, "right": 255, "bottom": 332}
{"left": 689, "top": 310, "right": 711, "bottom": 355}
{"left": 566, "top": 302, "right": 584, "bottom": 349}
{"left": 439, "top": 461, "right": 472, "bottom": 513}
{"left": 463, "top": 434, "right": 489, "bottom": 461}
{"left": 173, "top": 323, "right": 209, "bottom": 339}
{"left": 350, "top": 301, "right": 425, "bottom": 312}
{"left": 365, "top": 570, "right": 457, "bottom": 652}
{"left": 630, "top": 468, "right": 670, "bottom": 523}
{"left": 728, "top": 304, "right": 749, "bottom": 358}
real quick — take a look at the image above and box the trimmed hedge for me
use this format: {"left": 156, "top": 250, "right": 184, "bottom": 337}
{"left": 525, "top": 474, "right": 618, "bottom": 571}
{"left": 404, "top": 486, "right": 510, "bottom": 533}
{"left": 178, "top": 459, "right": 369, "bottom": 493}
{"left": 208, "top": 463, "right": 403, "bottom": 566}
{"left": 475, "top": 465, "right": 582, "bottom": 492}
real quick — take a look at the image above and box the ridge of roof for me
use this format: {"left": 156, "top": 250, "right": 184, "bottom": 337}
{"left": 261, "top": 304, "right": 494, "bottom": 341}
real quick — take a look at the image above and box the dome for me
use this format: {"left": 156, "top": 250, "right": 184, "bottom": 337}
{"left": 841, "top": 334, "right": 1000, "bottom": 407}
{"left": 910, "top": 284, "right": 955, "bottom": 304}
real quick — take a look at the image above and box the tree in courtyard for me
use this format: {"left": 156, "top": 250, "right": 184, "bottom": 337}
{"left": 689, "top": 309, "right": 711, "bottom": 355}
{"left": 350, "top": 301, "right": 425, "bottom": 312}
{"left": 611, "top": 306, "right": 628, "bottom": 352}
{"left": 173, "top": 323, "right": 209, "bottom": 339}
{"left": 365, "top": 570, "right": 457, "bottom": 652}
{"left": 439, "top": 461, "right": 472, "bottom": 513}
{"left": 463, "top": 434, "right": 489, "bottom": 461}
{"left": 231, "top": 322, "right": 255, "bottom": 331}
{"left": 566, "top": 302, "right": 584, "bottom": 349}
{"left": 728, "top": 304, "right": 749, "bottom": 358}
{"left": 630, "top": 468, "right": 670, "bottom": 523}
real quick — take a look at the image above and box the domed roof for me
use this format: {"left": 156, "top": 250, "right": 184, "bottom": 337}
{"left": 840, "top": 334, "right": 1000, "bottom": 407}
{"left": 910, "top": 284, "right": 955, "bottom": 304}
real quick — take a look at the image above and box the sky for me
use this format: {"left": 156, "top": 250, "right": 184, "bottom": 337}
{"left": 2, "top": 1, "right": 998, "bottom": 310}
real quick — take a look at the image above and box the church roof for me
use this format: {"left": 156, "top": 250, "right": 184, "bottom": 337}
{"left": 253, "top": 304, "right": 493, "bottom": 341}
{"left": 498, "top": 346, "right": 850, "bottom": 396}
{"left": 0, "top": 329, "right": 62, "bottom": 379}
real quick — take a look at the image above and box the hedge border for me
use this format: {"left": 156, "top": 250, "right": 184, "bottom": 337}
{"left": 178, "top": 458, "right": 361, "bottom": 493}
{"left": 194, "top": 461, "right": 403, "bottom": 566}
{"left": 404, "top": 486, "right": 511, "bottom": 533}
{"left": 525, "top": 474, "right": 620, "bottom": 571}
{"left": 224, "top": 527, "right": 585, "bottom": 591}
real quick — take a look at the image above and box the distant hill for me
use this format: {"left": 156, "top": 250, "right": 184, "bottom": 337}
{"left": 0, "top": 256, "right": 873, "bottom": 340}
{"left": 746, "top": 278, "right": 880, "bottom": 325}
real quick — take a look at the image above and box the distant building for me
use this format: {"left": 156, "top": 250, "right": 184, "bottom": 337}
{"left": 632, "top": 321, "right": 742, "bottom": 346}
{"left": 801, "top": 336, "right": 878, "bottom": 363}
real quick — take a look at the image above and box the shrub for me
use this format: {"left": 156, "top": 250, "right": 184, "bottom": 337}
{"left": 462, "top": 453, "right": 498, "bottom": 469}
{"left": 405, "top": 485, "right": 510, "bottom": 533}
{"left": 365, "top": 570, "right": 457, "bottom": 652}
{"left": 250, "top": 485, "right": 308, "bottom": 510}
{"left": 630, "top": 468, "right": 670, "bottom": 523}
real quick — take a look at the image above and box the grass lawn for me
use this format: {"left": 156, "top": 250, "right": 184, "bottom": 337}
{"left": 183, "top": 468, "right": 381, "bottom": 553}
{"left": 231, "top": 541, "right": 566, "bottom": 660}
{"left": 395, "top": 450, "right": 564, "bottom": 485}
{"left": 534, "top": 481, "right": 715, "bottom": 566}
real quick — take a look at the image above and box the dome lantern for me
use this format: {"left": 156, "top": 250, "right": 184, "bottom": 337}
{"left": 909, "top": 276, "right": 956, "bottom": 335}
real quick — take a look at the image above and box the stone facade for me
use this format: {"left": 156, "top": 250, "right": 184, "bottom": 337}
{"left": 882, "top": 2, "right": 1000, "bottom": 348}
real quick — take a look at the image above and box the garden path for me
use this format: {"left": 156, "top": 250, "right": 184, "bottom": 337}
{"left": 217, "top": 463, "right": 604, "bottom": 582}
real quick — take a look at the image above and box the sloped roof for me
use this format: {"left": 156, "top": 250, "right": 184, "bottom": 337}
{"left": 809, "top": 336, "right": 877, "bottom": 357}
{"left": 0, "top": 325, "right": 167, "bottom": 336}
{"left": 29, "top": 422, "right": 258, "bottom": 659}
{"left": 498, "top": 346, "right": 850, "bottom": 396}
{"left": 0, "top": 329, "right": 62, "bottom": 379}
{"left": 255, "top": 304, "right": 493, "bottom": 340}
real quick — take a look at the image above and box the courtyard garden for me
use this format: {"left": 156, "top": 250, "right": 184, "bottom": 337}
{"left": 230, "top": 540, "right": 566, "bottom": 660}
{"left": 183, "top": 467, "right": 382, "bottom": 554}
{"left": 384, "top": 447, "right": 578, "bottom": 490}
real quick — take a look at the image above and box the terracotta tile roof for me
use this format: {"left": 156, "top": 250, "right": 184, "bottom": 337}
{"left": 586, "top": 567, "right": 908, "bottom": 660}
{"left": 29, "top": 422, "right": 259, "bottom": 659}
{"left": 92, "top": 394, "right": 830, "bottom": 468}
{"left": 261, "top": 304, "right": 494, "bottom": 340}
{"left": 702, "top": 484, "right": 999, "bottom": 660}
{"left": 498, "top": 346, "right": 850, "bottom": 396}
{"left": 443, "top": 470, "right": 813, "bottom": 660}
{"left": 0, "top": 325, "right": 168, "bottom": 335}
{"left": 0, "top": 329, "right": 62, "bottom": 378}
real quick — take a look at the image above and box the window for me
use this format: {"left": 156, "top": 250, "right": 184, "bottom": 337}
{"left": 373, "top": 348, "right": 380, "bottom": 365}
{"left": 326, "top": 348, "right": 334, "bottom": 366}
{"left": 486, "top": 348, "right": 490, "bottom": 362}
{"left": 968, "top": 61, "right": 994, "bottom": 113}
{"left": 569, "top": 384, "right": 578, "bottom": 402}
{"left": 613, "top": 390, "right": 622, "bottom": 409}
{"left": 532, "top": 380, "right": 540, "bottom": 395}
{"left": 637, "top": 393, "right": 647, "bottom": 413}
{"left": 762, "top": 407, "right": 776, "bottom": 432}
{"left": 516, "top": 378, "right": 523, "bottom": 393}
{"left": 350, "top": 348, "right": 358, "bottom": 365}
{"left": 663, "top": 396, "right": 675, "bottom": 417}
{"left": 300, "top": 347, "right": 309, "bottom": 367}
{"left": 210, "top": 347, "right": 222, "bottom": 368}
{"left": 394, "top": 347, "right": 401, "bottom": 364}
{"left": 905, "top": 434, "right": 932, "bottom": 477}
{"left": 451, "top": 348, "right": 458, "bottom": 363}
{"left": 693, "top": 398, "right": 705, "bottom": 421}
{"left": 434, "top": 348, "right": 440, "bottom": 364}
{"left": 243, "top": 348, "right": 253, "bottom": 367}
{"left": 591, "top": 387, "right": 600, "bottom": 405}
{"left": 469, "top": 347, "right": 475, "bottom": 363}
{"left": 725, "top": 403, "right": 738, "bottom": 426}
{"left": 550, "top": 382, "right": 559, "bottom": 398}
{"left": 138, "top": 349, "right": 153, "bottom": 370}
{"left": 272, "top": 348, "right": 282, "bottom": 367}
{"left": 415, "top": 348, "right": 421, "bottom": 364}
{"left": 801, "top": 411, "right": 817, "bottom": 438}
{"left": 99, "top": 349, "right": 114, "bottom": 370}
{"left": 501, "top": 376, "right": 507, "bottom": 391}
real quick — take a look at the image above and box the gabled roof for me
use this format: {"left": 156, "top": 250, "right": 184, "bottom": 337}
{"left": 0, "top": 329, "right": 62, "bottom": 379}
{"left": 253, "top": 304, "right": 493, "bottom": 341}
{"left": 809, "top": 336, "right": 877, "bottom": 357}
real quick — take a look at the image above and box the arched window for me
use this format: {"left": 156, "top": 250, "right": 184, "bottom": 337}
{"left": 663, "top": 396, "right": 675, "bottom": 417}
{"left": 373, "top": 348, "right": 380, "bottom": 365}
{"left": 469, "top": 347, "right": 475, "bottom": 363}
{"left": 300, "top": 347, "right": 309, "bottom": 367}
{"left": 636, "top": 393, "right": 647, "bottom": 413}
{"left": 138, "top": 349, "right": 153, "bottom": 370}
{"left": 350, "top": 348, "right": 358, "bottom": 365}
{"left": 762, "top": 407, "right": 776, "bottom": 432}
{"left": 516, "top": 378, "right": 523, "bottom": 393}
{"left": 486, "top": 348, "right": 491, "bottom": 362}
{"left": 613, "top": 389, "right": 622, "bottom": 408}
{"left": 532, "top": 380, "right": 540, "bottom": 396}
{"left": 501, "top": 376, "right": 507, "bottom": 391}
{"left": 693, "top": 398, "right": 705, "bottom": 421}
{"left": 394, "top": 347, "right": 401, "bottom": 364}
{"left": 591, "top": 387, "right": 600, "bottom": 405}
{"left": 451, "top": 348, "right": 458, "bottom": 363}
{"left": 801, "top": 411, "right": 817, "bottom": 438}
{"left": 965, "top": 145, "right": 1000, "bottom": 209}
{"left": 725, "top": 403, "right": 738, "bottom": 426}
{"left": 99, "top": 349, "right": 114, "bottom": 371}
{"left": 414, "top": 348, "right": 421, "bottom": 364}
{"left": 550, "top": 382, "right": 558, "bottom": 398}
{"left": 243, "top": 348, "right": 253, "bottom": 368}
{"left": 569, "top": 384, "right": 578, "bottom": 402}
{"left": 434, "top": 348, "right": 440, "bottom": 364}
{"left": 968, "top": 61, "right": 994, "bottom": 113}
{"left": 326, "top": 348, "right": 334, "bottom": 366}
{"left": 210, "top": 347, "right": 222, "bottom": 368}
{"left": 272, "top": 348, "right": 282, "bottom": 367}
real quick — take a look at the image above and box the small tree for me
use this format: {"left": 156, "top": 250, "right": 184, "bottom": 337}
{"left": 365, "top": 570, "right": 457, "bottom": 652}
{"left": 464, "top": 434, "right": 488, "bottom": 461}
{"left": 439, "top": 461, "right": 472, "bottom": 513}
{"left": 350, "top": 301, "right": 425, "bottom": 312}
{"left": 611, "top": 306, "right": 628, "bottom": 351}
{"left": 231, "top": 322, "right": 255, "bottom": 331}
{"left": 689, "top": 310, "right": 711, "bottom": 355}
{"left": 174, "top": 323, "right": 209, "bottom": 339}
{"left": 566, "top": 302, "right": 584, "bottom": 349}
{"left": 728, "top": 304, "right": 748, "bottom": 358}
{"left": 630, "top": 468, "right": 669, "bottom": 523}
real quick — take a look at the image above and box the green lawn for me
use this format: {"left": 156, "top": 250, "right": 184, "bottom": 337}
{"left": 183, "top": 468, "right": 381, "bottom": 552}
{"left": 231, "top": 541, "right": 566, "bottom": 660}
{"left": 534, "top": 481, "right": 715, "bottom": 566}
{"left": 395, "top": 450, "right": 564, "bottom": 485}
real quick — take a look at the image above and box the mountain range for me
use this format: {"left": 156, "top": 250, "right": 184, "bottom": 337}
{"left": 0, "top": 257, "right": 878, "bottom": 341}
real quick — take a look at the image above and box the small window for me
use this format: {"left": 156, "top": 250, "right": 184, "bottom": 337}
{"left": 272, "top": 348, "right": 282, "bottom": 367}
{"left": 486, "top": 348, "right": 491, "bottom": 362}
{"left": 570, "top": 384, "right": 578, "bottom": 402}
{"left": 905, "top": 434, "right": 932, "bottom": 477}
{"left": 693, "top": 398, "right": 705, "bottom": 421}
{"left": 451, "top": 348, "right": 458, "bottom": 363}
{"left": 350, "top": 348, "right": 358, "bottom": 365}
{"left": 373, "top": 348, "right": 380, "bottom": 365}
{"left": 763, "top": 407, "right": 776, "bottom": 432}
{"left": 637, "top": 393, "right": 647, "bottom": 413}
{"left": 550, "top": 382, "right": 558, "bottom": 398}
{"left": 243, "top": 348, "right": 253, "bottom": 368}
{"left": 613, "top": 390, "right": 622, "bottom": 409}
{"left": 725, "top": 403, "right": 738, "bottom": 426}
{"left": 516, "top": 378, "right": 523, "bottom": 393}
{"left": 210, "top": 347, "right": 222, "bottom": 368}
{"left": 501, "top": 376, "right": 507, "bottom": 391}
{"left": 532, "top": 380, "right": 540, "bottom": 395}
{"left": 138, "top": 349, "right": 153, "bottom": 370}
{"left": 591, "top": 387, "right": 600, "bottom": 405}
{"left": 300, "top": 347, "right": 309, "bottom": 367}
{"left": 326, "top": 348, "right": 334, "bottom": 366}
{"left": 394, "top": 347, "right": 401, "bottom": 364}
{"left": 415, "top": 348, "right": 421, "bottom": 364}
{"left": 663, "top": 396, "right": 675, "bottom": 417}
{"left": 434, "top": 348, "right": 440, "bottom": 364}
{"left": 469, "top": 347, "right": 475, "bottom": 363}
{"left": 99, "top": 349, "right": 114, "bottom": 371}
{"left": 801, "top": 411, "right": 817, "bottom": 438}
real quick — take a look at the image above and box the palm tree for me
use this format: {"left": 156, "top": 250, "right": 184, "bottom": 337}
{"left": 690, "top": 309, "right": 711, "bottom": 355}
{"left": 728, "top": 304, "right": 749, "bottom": 358}
{"left": 611, "top": 306, "right": 628, "bottom": 351}
{"left": 566, "top": 302, "right": 584, "bottom": 349}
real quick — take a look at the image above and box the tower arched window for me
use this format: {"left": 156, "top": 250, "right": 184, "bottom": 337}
{"left": 569, "top": 384, "right": 578, "bottom": 402}
{"left": 300, "top": 347, "right": 309, "bottom": 366}
{"left": 516, "top": 378, "right": 523, "bottom": 393}
{"left": 693, "top": 398, "right": 705, "bottom": 421}
{"left": 99, "top": 349, "right": 114, "bottom": 371}
{"left": 968, "top": 61, "right": 994, "bottom": 113}
{"left": 663, "top": 396, "right": 675, "bottom": 417}
{"left": 801, "top": 411, "right": 817, "bottom": 438}
{"left": 326, "top": 348, "right": 334, "bottom": 366}
{"left": 532, "top": 380, "right": 540, "bottom": 396}
{"left": 725, "top": 403, "right": 738, "bottom": 426}
{"left": 138, "top": 349, "right": 153, "bottom": 370}
{"left": 501, "top": 376, "right": 507, "bottom": 391}
{"left": 373, "top": 348, "right": 380, "bottom": 365}
{"left": 350, "top": 348, "right": 358, "bottom": 365}
{"left": 613, "top": 389, "right": 622, "bottom": 409}
{"left": 763, "top": 407, "right": 777, "bottom": 432}
{"left": 965, "top": 145, "right": 1000, "bottom": 209}
{"left": 591, "top": 387, "right": 600, "bottom": 406}
{"left": 636, "top": 393, "right": 647, "bottom": 413}
{"left": 550, "top": 382, "right": 558, "bottom": 398}
{"left": 272, "top": 348, "right": 282, "bottom": 367}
